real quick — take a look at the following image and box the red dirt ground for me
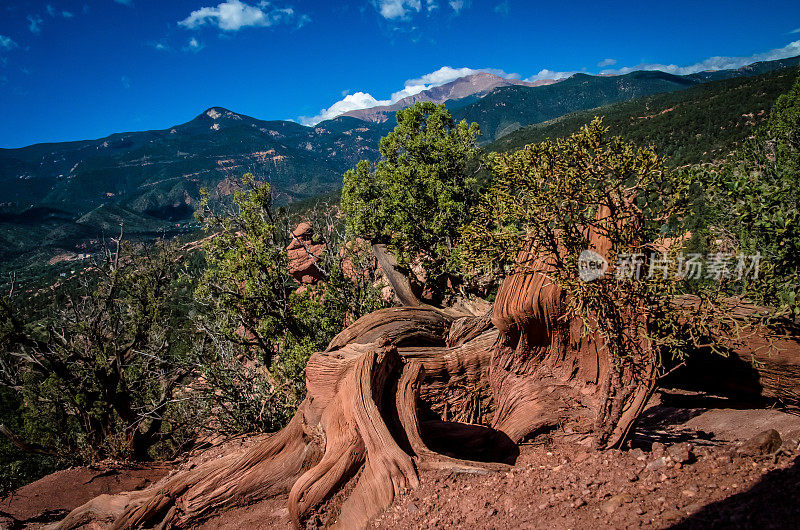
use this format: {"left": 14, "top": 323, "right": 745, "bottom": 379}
{"left": 369, "top": 391, "right": 800, "bottom": 530}
{"left": 0, "top": 463, "right": 170, "bottom": 528}
{"left": 370, "top": 437, "right": 800, "bottom": 529}
{"left": 3, "top": 390, "right": 800, "bottom": 529}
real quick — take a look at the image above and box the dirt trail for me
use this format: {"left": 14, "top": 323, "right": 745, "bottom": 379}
{"left": 370, "top": 436, "right": 800, "bottom": 529}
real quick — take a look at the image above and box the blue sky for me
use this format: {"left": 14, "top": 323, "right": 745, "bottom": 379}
{"left": 0, "top": 0, "right": 799, "bottom": 148}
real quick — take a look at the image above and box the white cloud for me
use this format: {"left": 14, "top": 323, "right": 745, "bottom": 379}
{"left": 148, "top": 41, "right": 170, "bottom": 51}
{"left": 301, "top": 92, "right": 385, "bottom": 125}
{"left": 46, "top": 5, "right": 74, "bottom": 18}
{"left": 300, "top": 66, "right": 517, "bottom": 125}
{"left": 179, "top": 0, "right": 305, "bottom": 31}
{"left": 375, "top": 0, "right": 422, "bottom": 20}
{"left": 525, "top": 68, "right": 579, "bottom": 82}
{"left": 27, "top": 15, "right": 43, "bottom": 34}
{"left": 494, "top": 1, "right": 509, "bottom": 15}
{"left": 601, "top": 40, "right": 800, "bottom": 75}
{"left": 406, "top": 66, "right": 478, "bottom": 86}
{"left": 121, "top": 76, "right": 131, "bottom": 89}
{"left": 597, "top": 58, "right": 616, "bottom": 67}
{"left": 789, "top": 27, "right": 800, "bottom": 34}
{"left": 0, "top": 35, "right": 18, "bottom": 50}
{"left": 448, "top": 0, "right": 469, "bottom": 14}
{"left": 375, "top": 0, "right": 466, "bottom": 21}
{"left": 114, "top": 0, "right": 134, "bottom": 5}
{"left": 184, "top": 37, "right": 205, "bottom": 52}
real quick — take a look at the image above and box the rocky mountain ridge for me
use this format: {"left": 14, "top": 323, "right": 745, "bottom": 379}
{"left": 1, "top": 55, "right": 798, "bottom": 268}
{"left": 341, "top": 72, "right": 556, "bottom": 123}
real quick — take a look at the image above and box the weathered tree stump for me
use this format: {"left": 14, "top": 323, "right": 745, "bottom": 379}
{"left": 57, "top": 233, "right": 663, "bottom": 529}
{"left": 57, "top": 206, "right": 800, "bottom": 528}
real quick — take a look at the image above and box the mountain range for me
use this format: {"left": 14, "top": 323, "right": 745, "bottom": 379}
{"left": 1, "top": 55, "right": 799, "bottom": 271}
{"left": 341, "top": 72, "right": 555, "bottom": 123}
{"left": 489, "top": 65, "right": 800, "bottom": 167}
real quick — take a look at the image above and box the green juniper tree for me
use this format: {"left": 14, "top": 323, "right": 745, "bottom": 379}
{"left": 0, "top": 239, "right": 198, "bottom": 464}
{"left": 342, "top": 102, "right": 483, "bottom": 301}
{"left": 194, "top": 174, "right": 387, "bottom": 432}
{"left": 461, "top": 118, "right": 707, "bottom": 368}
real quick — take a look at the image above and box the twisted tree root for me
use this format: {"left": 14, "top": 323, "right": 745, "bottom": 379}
{"left": 56, "top": 252, "right": 661, "bottom": 529}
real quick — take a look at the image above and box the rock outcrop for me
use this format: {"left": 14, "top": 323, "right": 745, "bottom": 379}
{"left": 287, "top": 222, "right": 325, "bottom": 285}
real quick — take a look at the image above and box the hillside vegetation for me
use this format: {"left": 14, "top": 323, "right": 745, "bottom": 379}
{"left": 2, "top": 58, "right": 799, "bottom": 284}
{"left": 490, "top": 65, "right": 800, "bottom": 166}
{"left": 453, "top": 70, "right": 697, "bottom": 142}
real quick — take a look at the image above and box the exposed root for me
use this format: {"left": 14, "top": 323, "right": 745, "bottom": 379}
{"left": 397, "top": 361, "right": 511, "bottom": 475}
{"left": 326, "top": 306, "right": 452, "bottom": 351}
{"left": 56, "top": 247, "right": 661, "bottom": 528}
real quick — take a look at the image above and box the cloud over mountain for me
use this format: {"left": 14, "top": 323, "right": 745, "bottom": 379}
{"left": 601, "top": 40, "right": 800, "bottom": 75}
{"left": 525, "top": 69, "right": 580, "bottom": 82}
{"left": 300, "top": 66, "right": 518, "bottom": 125}
{"left": 298, "top": 37, "right": 800, "bottom": 127}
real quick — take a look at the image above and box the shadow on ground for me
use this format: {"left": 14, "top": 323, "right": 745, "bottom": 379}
{"left": 671, "top": 455, "right": 800, "bottom": 529}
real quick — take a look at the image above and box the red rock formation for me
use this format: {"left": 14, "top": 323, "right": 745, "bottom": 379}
{"left": 287, "top": 222, "right": 325, "bottom": 285}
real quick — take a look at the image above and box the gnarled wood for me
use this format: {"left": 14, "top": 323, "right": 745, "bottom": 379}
{"left": 326, "top": 306, "right": 452, "bottom": 351}
{"left": 397, "top": 361, "right": 511, "bottom": 474}
{"left": 56, "top": 307, "right": 507, "bottom": 529}
{"left": 487, "top": 205, "right": 657, "bottom": 449}
{"left": 371, "top": 244, "right": 422, "bottom": 307}
{"left": 57, "top": 413, "right": 316, "bottom": 529}
{"left": 62, "top": 220, "right": 800, "bottom": 528}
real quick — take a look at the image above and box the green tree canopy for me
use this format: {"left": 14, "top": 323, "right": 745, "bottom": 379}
{"left": 461, "top": 117, "right": 688, "bottom": 276}
{"left": 459, "top": 118, "right": 728, "bottom": 365}
{"left": 700, "top": 68, "right": 800, "bottom": 315}
{"left": 194, "top": 174, "right": 387, "bottom": 429}
{"left": 0, "top": 239, "right": 198, "bottom": 463}
{"left": 342, "top": 102, "right": 482, "bottom": 297}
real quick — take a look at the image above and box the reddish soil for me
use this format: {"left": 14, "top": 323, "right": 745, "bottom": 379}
{"left": 370, "top": 439, "right": 800, "bottom": 529}
{"left": 370, "top": 391, "right": 800, "bottom": 530}
{"left": 0, "top": 463, "right": 170, "bottom": 528}
{"left": 3, "top": 390, "right": 800, "bottom": 529}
